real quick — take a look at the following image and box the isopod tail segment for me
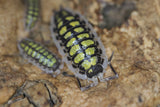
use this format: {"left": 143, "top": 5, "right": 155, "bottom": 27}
{"left": 77, "top": 52, "right": 118, "bottom": 91}
{"left": 63, "top": 52, "right": 118, "bottom": 91}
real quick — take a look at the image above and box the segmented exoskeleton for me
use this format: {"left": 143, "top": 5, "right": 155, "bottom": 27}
{"left": 51, "top": 8, "right": 118, "bottom": 91}
{"left": 24, "top": 0, "right": 40, "bottom": 31}
{"left": 18, "top": 38, "right": 63, "bottom": 77}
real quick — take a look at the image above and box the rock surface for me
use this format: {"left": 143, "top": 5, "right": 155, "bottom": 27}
{"left": 3, "top": 80, "right": 61, "bottom": 107}
{"left": 0, "top": 0, "right": 160, "bottom": 107}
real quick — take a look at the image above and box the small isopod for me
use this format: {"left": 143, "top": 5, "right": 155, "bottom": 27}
{"left": 18, "top": 38, "right": 63, "bottom": 77}
{"left": 24, "top": 0, "right": 40, "bottom": 31}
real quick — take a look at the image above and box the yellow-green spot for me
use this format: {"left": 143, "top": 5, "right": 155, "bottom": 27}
{"left": 69, "top": 45, "right": 80, "bottom": 56}
{"left": 43, "top": 59, "right": 48, "bottom": 65}
{"left": 56, "top": 16, "right": 62, "bottom": 23}
{"left": 36, "top": 53, "right": 41, "bottom": 59}
{"left": 59, "top": 26, "right": 67, "bottom": 35}
{"left": 47, "top": 54, "right": 53, "bottom": 59}
{"left": 66, "top": 38, "right": 76, "bottom": 47}
{"left": 64, "top": 32, "right": 72, "bottom": 39}
{"left": 66, "top": 16, "right": 74, "bottom": 21}
{"left": 34, "top": 12, "right": 38, "bottom": 16}
{"left": 28, "top": 11, "right": 33, "bottom": 14}
{"left": 81, "top": 56, "right": 97, "bottom": 70}
{"left": 30, "top": 23, "right": 34, "bottom": 28}
{"left": 70, "top": 21, "right": 80, "bottom": 27}
{"left": 58, "top": 21, "right": 63, "bottom": 28}
{"left": 57, "top": 18, "right": 61, "bottom": 23}
{"left": 20, "top": 43, "right": 25, "bottom": 48}
{"left": 33, "top": 17, "right": 37, "bottom": 21}
{"left": 35, "top": 7, "right": 39, "bottom": 11}
{"left": 74, "top": 53, "right": 84, "bottom": 64}
{"left": 39, "top": 49, "right": 45, "bottom": 53}
{"left": 77, "top": 33, "right": 89, "bottom": 39}
{"left": 29, "top": 6, "right": 33, "bottom": 10}
{"left": 27, "top": 48, "right": 32, "bottom": 55}
{"left": 74, "top": 27, "right": 84, "bottom": 33}
{"left": 43, "top": 52, "right": 48, "bottom": 56}
{"left": 24, "top": 46, "right": 29, "bottom": 51}
{"left": 81, "top": 40, "right": 94, "bottom": 47}
{"left": 28, "top": 42, "right": 33, "bottom": 46}
{"left": 51, "top": 58, "right": 56, "bottom": 63}
{"left": 26, "top": 19, "right": 30, "bottom": 24}
{"left": 31, "top": 51, "right": 37, "bottom": 57}
{"left": 36, "top": 46, "right": 42, "bottom": 51}
{"left": 62, "top": 11, "right": 68, "bottom": 16}
{"left": 26, "top": 41, "right": 30, "bottom": 44}
{"left": 90, "top": 56, "right": 97, "bottom": 66}
{"left": 47, "top": 62, "right": 53, "bottom": 67}
{"left": 32, "top": 44, "right": 37, "bottom": 48}
{"left": 81, "top": 60, "right": 91, "bottom": 70}
{"left": 39, "top": 56, "right": 44, "bottom": 62}
{"left": 85, "top": 47, "right": 95, "bottom": 55}
{"left": 27, "top": 15, "right": 32, "bottom": 19}
{"left": 55, "top": 15, "right": 59, "bottom": 19}
{"left": 88, "top": 69, "right": 93, "bottom": 73}
{"left": 47, "top": 58, "right": 56, "bottom": 67}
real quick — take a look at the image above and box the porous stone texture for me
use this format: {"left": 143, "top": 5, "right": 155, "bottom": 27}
{"left": 3, "top": 80, "right": 61, "bottom": 107}
{"left": 0, "top": 0, "right": 160, "bottom": 107}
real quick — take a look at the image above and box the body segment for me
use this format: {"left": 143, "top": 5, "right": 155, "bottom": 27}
{"left": 18, "top": 38, "right": 62, "bottom": 77}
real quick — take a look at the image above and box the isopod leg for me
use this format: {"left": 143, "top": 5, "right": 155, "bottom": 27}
{"left": 62, "top": 71, "right": 75, "bottom": 77}
{"left": 77, "top": 78, "right": 98, "bottom": 91}
{"left": 52, "top": 69, "right": 61, "bottom": 78}
{"left": 28, "top": 29, "right": 45, "bottom": 42}
{"left": 100, "top": 52, "right": 118, "bottom": 82}
{"left": 102, "top": 63, "right": 119, "bottom": 81}
{"left": 62, "top": 72, "right": 98, "bottom": 91}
